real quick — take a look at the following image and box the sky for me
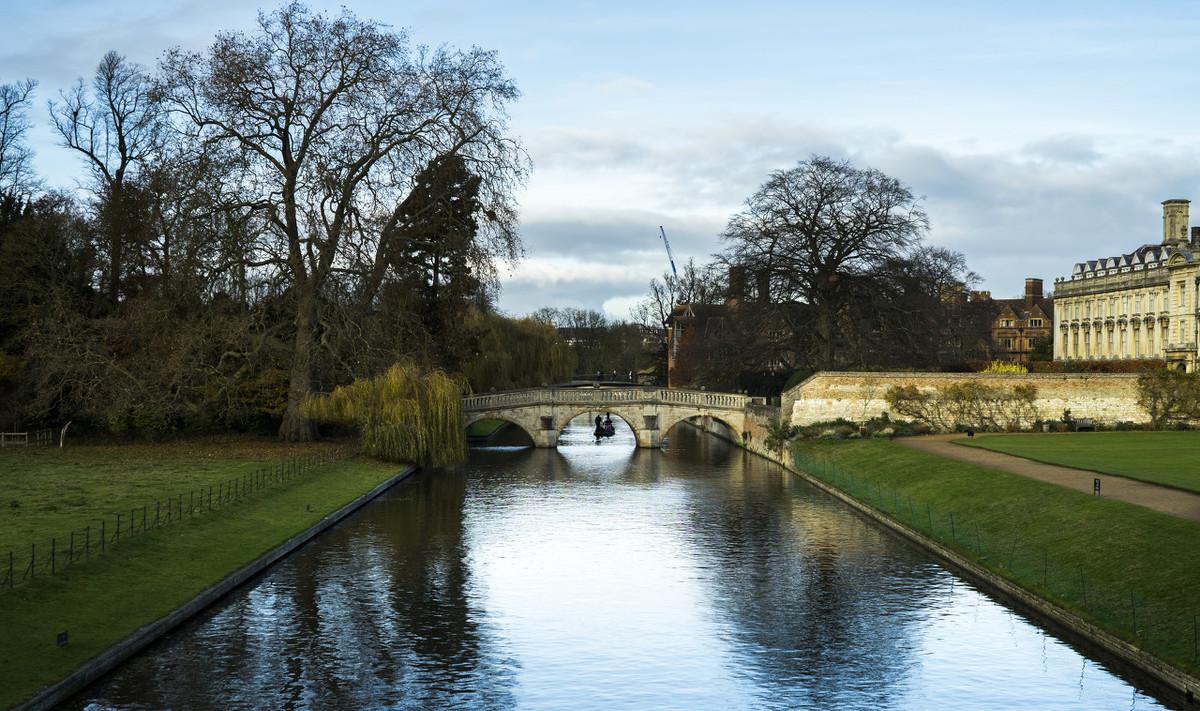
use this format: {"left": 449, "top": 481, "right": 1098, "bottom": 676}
{"left": 6, "top": 0, "right": 1200, "bottom": 320}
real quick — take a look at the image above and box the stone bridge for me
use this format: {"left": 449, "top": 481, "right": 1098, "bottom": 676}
{"left": 462, "top": 387, "right": 758, "bottom": 448}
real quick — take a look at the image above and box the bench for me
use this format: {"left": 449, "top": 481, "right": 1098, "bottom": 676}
{"left": 1074, "top": 418, "right": 1096, "bottom": 432}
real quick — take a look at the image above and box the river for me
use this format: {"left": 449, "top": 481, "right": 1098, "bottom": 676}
{"left": 69, "top": 418, "right": 1173, "bottom": 709}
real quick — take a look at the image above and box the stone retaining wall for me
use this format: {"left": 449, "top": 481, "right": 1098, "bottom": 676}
{"left": 784, "top": 372, "right": 1145, "bottom": 427}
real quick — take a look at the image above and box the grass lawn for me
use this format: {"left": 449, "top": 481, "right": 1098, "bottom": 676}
{"left": 957, "top": 431, "right": 1200, "bottom": 493}
{"left": 792, "top": 438, "right": 1200, "bottom": 676}
{"left": 0, "top": 438, "right": 403, "bottom": 709}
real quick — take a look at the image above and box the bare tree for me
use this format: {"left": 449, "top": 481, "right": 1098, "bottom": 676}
{"left": 0, "top": 79, "right": 38, "bottom": 195}
{"left": 721, "top": 155, "right": 928, "bottom": 369}
{"left": 50, "top": 51, "right": 164, "bottom": 303}
{"left": 159, "top": 2, "right": 527, "bottom": 440}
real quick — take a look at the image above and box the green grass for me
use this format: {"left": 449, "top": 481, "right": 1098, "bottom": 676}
{"left": 0, "top": 439, "right": 403, "bottom": 710}
{"left": 957, "top": 431, "right": 1200, "bottom": 493}
{"left": 792, "top": 439, "right": 1200, "bottom": 676}
{"left": 465, "top": 418, "right": 508, "bottom": 438}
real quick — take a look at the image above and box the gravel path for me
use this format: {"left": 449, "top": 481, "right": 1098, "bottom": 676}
{"left": 896, "top": 434, "right": 1200, "bottom": 522}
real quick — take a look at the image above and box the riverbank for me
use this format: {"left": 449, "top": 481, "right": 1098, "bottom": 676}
{"left": 786, "top": 438, "right": 1200, "bottom": 702}
{"left": 0, "top": 441, "right": 404, "bottom": 710}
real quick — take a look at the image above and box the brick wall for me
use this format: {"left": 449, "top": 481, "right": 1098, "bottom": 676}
{"left": 783, "top": 372, "right": 1145, "bottom": 427}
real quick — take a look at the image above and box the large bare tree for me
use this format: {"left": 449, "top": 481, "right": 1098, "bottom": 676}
{"left": 159, "top": 2, "right": 526, "bottom": 440}
{"left": 0, "top": 79, "right": 37, "bottom": 196}
{"left": 50, "top": 51, "right": 163, "bottom": 303}
{"left": 721, "top": 155, "right": 929, "bottom": 369}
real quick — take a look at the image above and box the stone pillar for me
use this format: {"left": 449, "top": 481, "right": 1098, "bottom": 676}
{"left": 532, "top": 427, "right": 558, "bottom": 448}
{"left": 635, "top": 428, "right": 660, "bottom": 448}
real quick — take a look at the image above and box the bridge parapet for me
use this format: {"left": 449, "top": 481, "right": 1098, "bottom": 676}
{"left": 462, "top": 387, "right": 749, "bottom": 413}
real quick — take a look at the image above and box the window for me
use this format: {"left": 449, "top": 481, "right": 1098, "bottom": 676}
{"left": 1000, "top": 319, "right": 1013, "bottom": 328}
{"left": 1029, "top": 318, "right": 1043, "bottom": 328}
{"left": 999, "top": 337, "right": 1015, "bottom": 349}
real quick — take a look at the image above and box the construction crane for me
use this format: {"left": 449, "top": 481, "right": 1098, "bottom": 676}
{"left": 658, "top": 226, "right": 678, "bottom": 278}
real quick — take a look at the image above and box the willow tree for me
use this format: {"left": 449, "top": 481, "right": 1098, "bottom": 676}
{"left": 160, "top": 2, "right": 526, "bottom": 440}
{"left": 303, "top": 361, "right": 466, "bottom": 467}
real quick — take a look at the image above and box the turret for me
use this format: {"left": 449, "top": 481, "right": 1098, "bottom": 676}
{"left": 1163, "top": 199, "right": 1190, "bottom": 246}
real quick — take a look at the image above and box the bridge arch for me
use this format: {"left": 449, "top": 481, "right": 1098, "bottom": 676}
{"left": 463, "top": 413, "right": 537, "bottom": 446}
{"left": 553, "top": 407, "right": 643, "bottom": 443}
{"left": 658, "top": 412, "right": 742, "bottom": 443}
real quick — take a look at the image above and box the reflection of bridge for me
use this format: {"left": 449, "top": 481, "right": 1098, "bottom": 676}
{"left": 462, "top": 387, "right": 756, "bottom": 448}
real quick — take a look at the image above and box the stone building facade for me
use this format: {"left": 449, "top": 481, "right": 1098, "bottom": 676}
{"left": 983, "top": 279, "right": 1054, "bottom": 362}
{"left": 1054, "top": 199, "right": 1200, "bottom": 371}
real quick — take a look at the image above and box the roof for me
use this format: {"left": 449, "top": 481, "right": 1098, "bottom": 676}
{"left": 1070, "top": 244, "right": 1181, "bottom": 279}
{"left": 994, "top": 297, "right": 1053, "bottom": 320}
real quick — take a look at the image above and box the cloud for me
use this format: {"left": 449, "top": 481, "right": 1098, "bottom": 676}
{"left": 1022, "top": 135, "right": 1103, "bottom": 165}
{"left": 500, "top": 119, "right": 1200, "bottom": 315}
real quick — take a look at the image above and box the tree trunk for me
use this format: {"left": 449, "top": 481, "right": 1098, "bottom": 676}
{"left": 816, "top": 300, "right": 835, "bottom": 371}
{"left": 279, "top": 286, "right": 318, "bottom": 441}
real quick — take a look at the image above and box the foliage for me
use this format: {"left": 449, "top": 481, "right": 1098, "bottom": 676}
{"left": 764, "top": 419, "right": 801, "bottom": 452}
{"left": 885, "top": 381, "right": 1038, "bottom": 432}
{"left": 159, "top": 3, "right": 527, "bottom": 439}
{"left": 302, "top": 361, "right": 466, "bottom": 467}
{"left": 1029, "top": 359, "right": 1165, "bottom": 373}
{"left": 782, "top": 369, "right": 814, "bottom": 391}
{"left": 1137, "top": 369, "right": 1200, "bottom": 429}
{"left": 462, "top": 311, "right": 575, "bottom": 391}
{"left": 1027, "top": 335, "right": 1053, "bottom": 361}
{"left": 0, "top": 5, "right": 539, "bottom": 439}
{"left": 979, "top": 360, "right": 1027, "bottom": 374}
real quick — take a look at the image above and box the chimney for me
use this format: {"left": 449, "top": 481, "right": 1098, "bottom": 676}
{"left": 1191, "top": 226, "right": 1200, "bottom": 249}
{"left": 1162, "top": 199, "right": 1190, "bottom": 246}
{"left": 727, "top": 266, "right": 746, "bottom": 306}
{"left": 756, "top": 270, "right": 770, "bottom": 304}
{"left": 1024, "top": 278, "right": 1042, "bottom": 307}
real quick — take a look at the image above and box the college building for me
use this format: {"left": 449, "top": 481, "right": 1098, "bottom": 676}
{"left": 1053, "top": 199, "right": 1200, "bottom": 371}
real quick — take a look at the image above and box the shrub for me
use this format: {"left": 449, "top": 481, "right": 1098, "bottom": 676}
{"left": 979, "top": 360, "right": 1028, "bottom": 374}
{"left": 885, "top": 381, "right": 1039, "bottom": 432}
{"left": 1137, "top": 369, "right": 1200, "bottom": 429}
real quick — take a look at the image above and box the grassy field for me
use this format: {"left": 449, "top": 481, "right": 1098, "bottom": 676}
{"left": 957, "top": 431, "right": 1200, "bottom": 493}
{"left": 792, "top": 438, "right": 1200, "bottom": 676}
{"left": 0, "top": 439, "right": 403, "bottom": 709}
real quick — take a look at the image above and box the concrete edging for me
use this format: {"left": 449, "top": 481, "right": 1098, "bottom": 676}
{"left": 15, "top": 465, "right": 418, "bottom": 711}
{"left": 771, "top": 451, "right": 1200, "bottom": 706}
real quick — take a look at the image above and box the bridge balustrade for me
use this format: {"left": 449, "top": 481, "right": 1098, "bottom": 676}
{"left": 461, "top": 387, "right": 749, "bottom": 413}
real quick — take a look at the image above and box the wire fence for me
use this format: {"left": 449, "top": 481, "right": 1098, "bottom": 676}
{"left": 1, "top": 449, "right": 345, "bottom": 595}
{"left": 792, "top": 448, "right": 1200, "bottom": 675}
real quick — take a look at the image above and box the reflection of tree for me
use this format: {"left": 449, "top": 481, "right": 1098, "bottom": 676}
{"left": 671, "top": 425, "right": 940, "bottom": 706}
{"left": 72, "top": 469, "right": 518, "bottom": 709}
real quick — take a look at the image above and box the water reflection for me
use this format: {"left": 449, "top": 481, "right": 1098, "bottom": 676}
{"left": 71, "top": 422, "right": 1171, "bottom": 710}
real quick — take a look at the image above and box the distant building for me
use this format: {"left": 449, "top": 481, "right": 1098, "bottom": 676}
{"left": 1054, "top": 199, "right": 1200, "bottom": 371}
{"left": 984, "top": 279, "right": 1054, "bottom": 363}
